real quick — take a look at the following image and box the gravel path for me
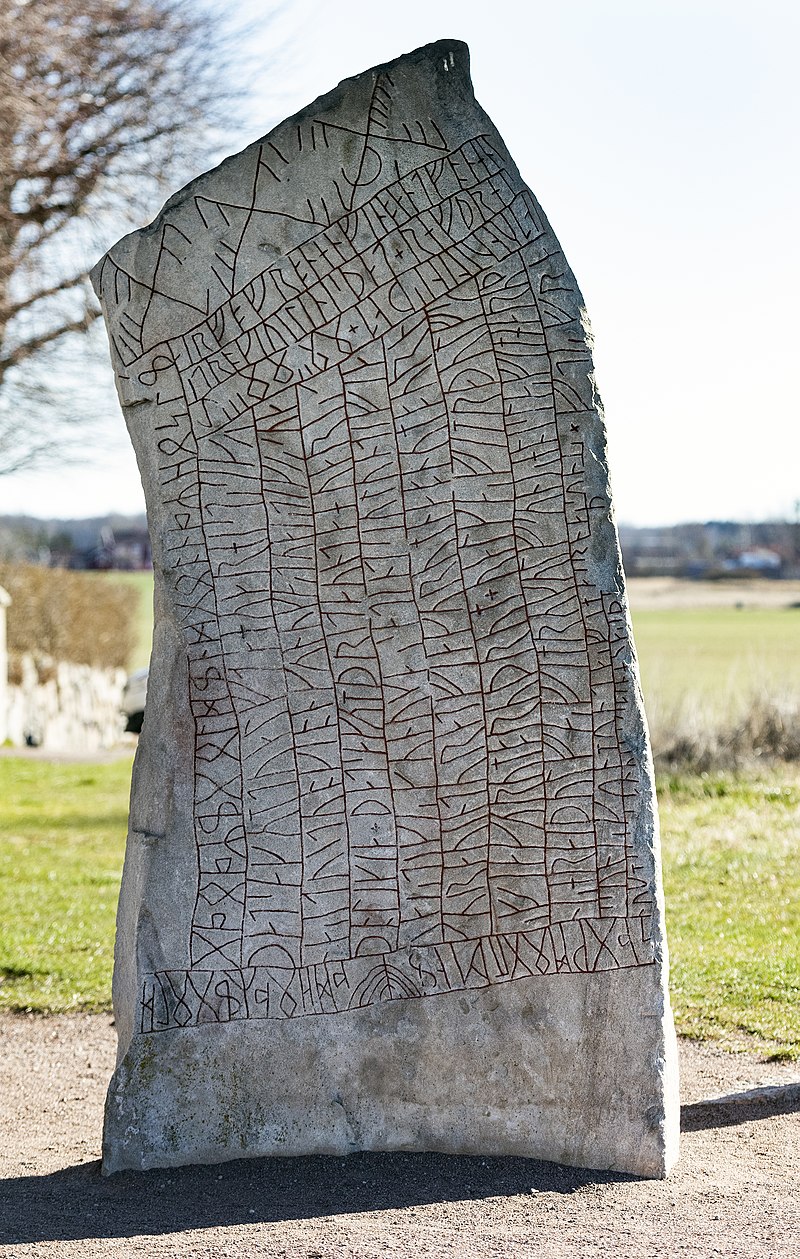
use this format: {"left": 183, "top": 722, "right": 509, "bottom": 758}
{"left": 1, "top": 1014, "right": 798, "bottom": 1257}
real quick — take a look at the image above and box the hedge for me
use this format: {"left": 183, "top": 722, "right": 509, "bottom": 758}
{"left": 0, "top": 564, "right": 136, "bottom": 671}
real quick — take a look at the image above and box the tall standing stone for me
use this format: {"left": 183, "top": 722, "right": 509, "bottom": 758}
{"left": 94, "top": 40, "right": 679, "bottom": 1177}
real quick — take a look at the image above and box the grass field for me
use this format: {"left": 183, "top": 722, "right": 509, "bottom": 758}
{"left": 634, "top": 606, "right": 800, "bottom": 723}
{"left": 98, "top": 570, "right": 154, "bottom": 671}
{"left": 0, "top": 757, "right": 130, "bottom": 1013}
{"left": 0, "top": 754, "right": 798, "bottom": 1059}
{"left": 660, "top": 770, "right": 800, "bottom": 1059}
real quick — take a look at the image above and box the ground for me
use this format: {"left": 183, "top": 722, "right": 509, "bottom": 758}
{"left": 0, "top": 1014, "right": 798, "bottom": 1258}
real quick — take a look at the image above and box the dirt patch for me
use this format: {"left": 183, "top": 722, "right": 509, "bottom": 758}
{"left": 626, "top": 577, "right": 800, "bottom": 611}
{"left": 0, "top": 1013, "right": 798, "bottom": 1257}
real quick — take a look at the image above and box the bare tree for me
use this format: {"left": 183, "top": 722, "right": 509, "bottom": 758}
{"left": 0, "top": 0, "right": 245, "bottom": 475}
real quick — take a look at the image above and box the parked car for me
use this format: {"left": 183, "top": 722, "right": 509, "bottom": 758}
{"left": 122, "top": 666, "right": 148, "bottom": 733}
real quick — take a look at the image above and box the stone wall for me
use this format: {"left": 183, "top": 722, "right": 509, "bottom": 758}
{"left": 5, "top": 653, "right": 126, "bottom": 754}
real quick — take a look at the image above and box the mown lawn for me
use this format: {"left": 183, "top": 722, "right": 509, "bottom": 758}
{"left": 0, "top": 756, "right": 131, "bottom": 1013}
{"left": 0, "top": 754, "right": 798, "bottom": 1060}
{"left": 661, "top": 769, "right": 800, "bottom": 1059}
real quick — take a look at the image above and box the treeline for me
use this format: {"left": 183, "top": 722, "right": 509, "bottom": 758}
{"left": 0, "top": 514, "right": 150, "bottom": 570}
{"left": 619, "top": 519, "right": 800, "bottom": 578}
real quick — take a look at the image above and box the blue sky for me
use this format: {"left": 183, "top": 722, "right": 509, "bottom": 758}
{"left": 3, "top": 0, "right": 797, "bottom": 525}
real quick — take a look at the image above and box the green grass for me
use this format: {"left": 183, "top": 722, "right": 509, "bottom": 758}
{"left": 96, "top": 570, "right": 153, "bottom": 670}
{"left": 661, "top": 767, "right": 800, "bottom": 1060}
{"left": 1, "top": 754, "right": 798, "bottom": 1060}
{"left": 633, "top": 607, "right": 800, "bottom": 723}
{"left": 0, "top": 756, "right": 131, "bottom": 1013}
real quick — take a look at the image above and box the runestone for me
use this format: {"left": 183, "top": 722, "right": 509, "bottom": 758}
{"left": 94, "top": 40, "right": 679, "bottom": 1177}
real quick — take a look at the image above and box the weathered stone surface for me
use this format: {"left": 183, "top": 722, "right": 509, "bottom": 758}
{"left": 93, "top": 40, "right": 679, "bottom": 1177}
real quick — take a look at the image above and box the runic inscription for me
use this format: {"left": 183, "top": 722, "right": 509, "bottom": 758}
{"left": 95, "top": 55, "right": 656, "bottom": 1035}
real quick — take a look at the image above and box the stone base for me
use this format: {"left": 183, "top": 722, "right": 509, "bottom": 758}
{"left": 103, "top": 967, "right": 679, "bottom": 1176}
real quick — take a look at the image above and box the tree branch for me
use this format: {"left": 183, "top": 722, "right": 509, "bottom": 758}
{"left": 0, "top": 309, "right": 101, "bottom": 375}
{"left": 0, "top": 0, "right": 265, "bottom": 476}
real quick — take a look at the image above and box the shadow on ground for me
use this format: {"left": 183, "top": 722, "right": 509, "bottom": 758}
{"left": 0, "top": 1151, "right": 631, "bottom": 1245}
{"left": 680, "top": 1084, "right": 800, "bottom": 1131}
{"left": 3, "top": 1087, "right": 798, "bottom": 1246}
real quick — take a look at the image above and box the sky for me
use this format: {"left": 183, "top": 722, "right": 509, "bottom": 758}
{"left": 2, "top": 0, "right": 798, "bottom": 526}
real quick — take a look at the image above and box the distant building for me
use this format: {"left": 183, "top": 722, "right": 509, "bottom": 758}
{"left": 87, "top": 525, "right": 152, "bottom": 571}
{"left": 618, "top": 521, "right": 797, "bottom": 580}
{"left": 734, "top": 548, "right": 782, "bottom": 574}
{"left": 618, "top": 527, "right": 692, "bottom": 577}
